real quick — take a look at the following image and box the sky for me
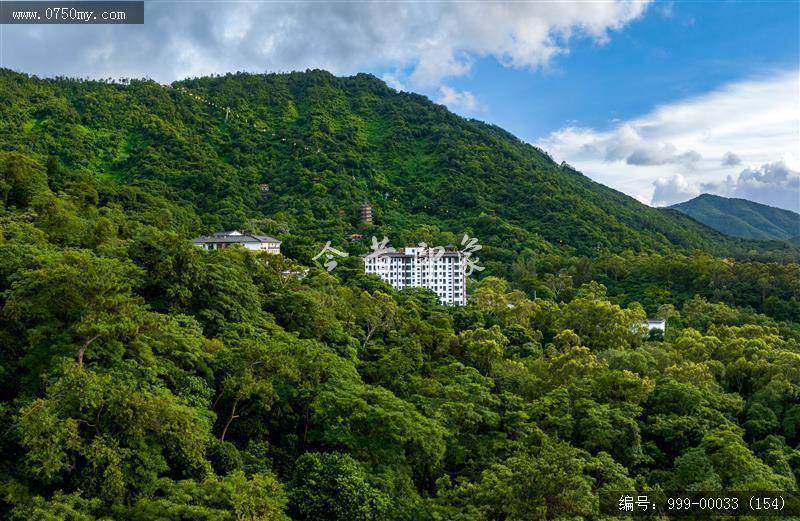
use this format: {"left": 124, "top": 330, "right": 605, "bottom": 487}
{"left": 2, "top": 0, "right": 799, "bottom": 211}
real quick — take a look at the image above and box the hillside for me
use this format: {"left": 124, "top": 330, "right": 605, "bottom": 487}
{"left": 671, "top": 194, "right": 800, "bottom": 241}
{"left": 1, "top": 68, "right": 796, "bottom": 270}
{"left": 1, "top": 68, "right": 800, "bottom": 519}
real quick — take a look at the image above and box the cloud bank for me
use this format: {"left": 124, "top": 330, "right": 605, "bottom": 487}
{"left": 652, "top": 161, "right": 800, "bottom": 210}
{"left": 708, "top": 161, "right": 799, "bottom": 210}
{"left": 2, "top": 1, "right": 649, "bottom": 113}
{"left": 536, "top": 71, "right": 800, "bottom": 210}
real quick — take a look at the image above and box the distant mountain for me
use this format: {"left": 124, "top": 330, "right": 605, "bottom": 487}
{"left": 670, "top": 194, "right": 800, "bottom": 241}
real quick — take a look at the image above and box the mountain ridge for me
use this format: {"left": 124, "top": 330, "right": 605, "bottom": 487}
{"left": 670, "top": 193, "right": 800, "bottom": 241}
{"left": 1, "top": 68, "right": 797, "bottom": 266}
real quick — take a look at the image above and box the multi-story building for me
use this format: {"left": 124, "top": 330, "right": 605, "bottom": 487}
{"left": 364, "top": 246, "right": 467, "bottom": 305}
{"left": 191, "top": 230, "right": 281, "bottom": 253}
{"left": 360, "top": 203, "right": 373, "bottom": 225}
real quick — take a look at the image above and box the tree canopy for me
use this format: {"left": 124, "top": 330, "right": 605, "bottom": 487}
{"left": 0, "top": 69, "right": 798, "bottom": 520}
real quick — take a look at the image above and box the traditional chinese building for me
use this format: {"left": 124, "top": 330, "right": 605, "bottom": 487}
{"left": 191, "top": 230, "right": 281, "bottom": 253}
{"left": 363, "top": 246, "right": 467, "bottom": 305}
{"left": 360, "top": 203, "right": 373, "bottom": 225}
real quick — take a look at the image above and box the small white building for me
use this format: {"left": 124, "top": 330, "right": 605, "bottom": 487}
{"left": 644, "top": 319, "right": 666, "bottom": 332}
{"left": 191, "top": 230, "right": 281, "bottom": 254}
{"left": 364, "top": 246, "right": 467, "bottom": 305}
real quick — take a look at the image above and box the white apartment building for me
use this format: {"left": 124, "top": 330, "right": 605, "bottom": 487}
{"left": 364, "top": 247, "right": 467, "bottom": 305}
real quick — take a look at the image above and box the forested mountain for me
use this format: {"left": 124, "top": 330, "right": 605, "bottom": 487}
{"left": 1, "top": 68, "right": 796, "bottom": 268}
{"left": 671, "top": 194, "right": 800, "bottom": 241}
{"left": 1, "top": 68, "right": 799, "bottom": 520}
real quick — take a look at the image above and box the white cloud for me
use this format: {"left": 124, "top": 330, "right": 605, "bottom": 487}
{"left": 649, "top": 160, "right": 800, "bottom": 210}
{"left": 625, "top": 142, "right": 701, "bottom": 167}
{"left": 655, "top": 1, "right": 675, "bottom": 19}
{"left": 536, "top": 71, "right": 800, "bottom": 209}
{"left": 650, "top": 161, "right": 800, "bottom": 211}
{"left": 721, "top": 151, "right": 742, "bottom": 167}
{"left": 652, "top": 174, "right": 700, "bottom": 206}
{"left": 706, "top": 161, "right": 800, "bottom": 211}
{"left": 381, "top": 71, "right": 407, "bottom": 92}
{"left": 1, "top": 1, "right": 649, "bottom": 90}
{"left": 437, "top": 86, "right": 479, "bottom": 113}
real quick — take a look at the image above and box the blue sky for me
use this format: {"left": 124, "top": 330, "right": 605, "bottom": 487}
{"left": 2, "top": 0, "right": 798, "bottom": 210}
{"left": 430, "top": 1, "right": 799, "bottom": 139}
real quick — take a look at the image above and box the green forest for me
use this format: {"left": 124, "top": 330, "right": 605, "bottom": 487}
{"left": 0, "top": 68, "right": 799, "bottom": 520}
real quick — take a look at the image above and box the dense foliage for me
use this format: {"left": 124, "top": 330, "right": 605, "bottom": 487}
{"left": 2, "top": 68, "right": 798, "bottom": 265}
{"left": 671, "top": 194, "right": 800, "bottom": 242}
{"left": 0, "top": 69, "right": 799, "bottom": 519}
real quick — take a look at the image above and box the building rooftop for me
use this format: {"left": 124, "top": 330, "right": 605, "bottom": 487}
{"left": 191, "top": 230, "right": 281, "bottom": 244}
{"left": 361, "top": 250, "right": 462, "bottom": 258}
{"left": 644, "top": 319, "right": 667, "bottom": 331}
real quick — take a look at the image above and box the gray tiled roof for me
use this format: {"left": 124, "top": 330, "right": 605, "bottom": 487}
{"left": 191, "top": 231, "right": 281, "bottom": 244}
{"left": 250, "top": 234, "right": 281, "bottom": 243}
